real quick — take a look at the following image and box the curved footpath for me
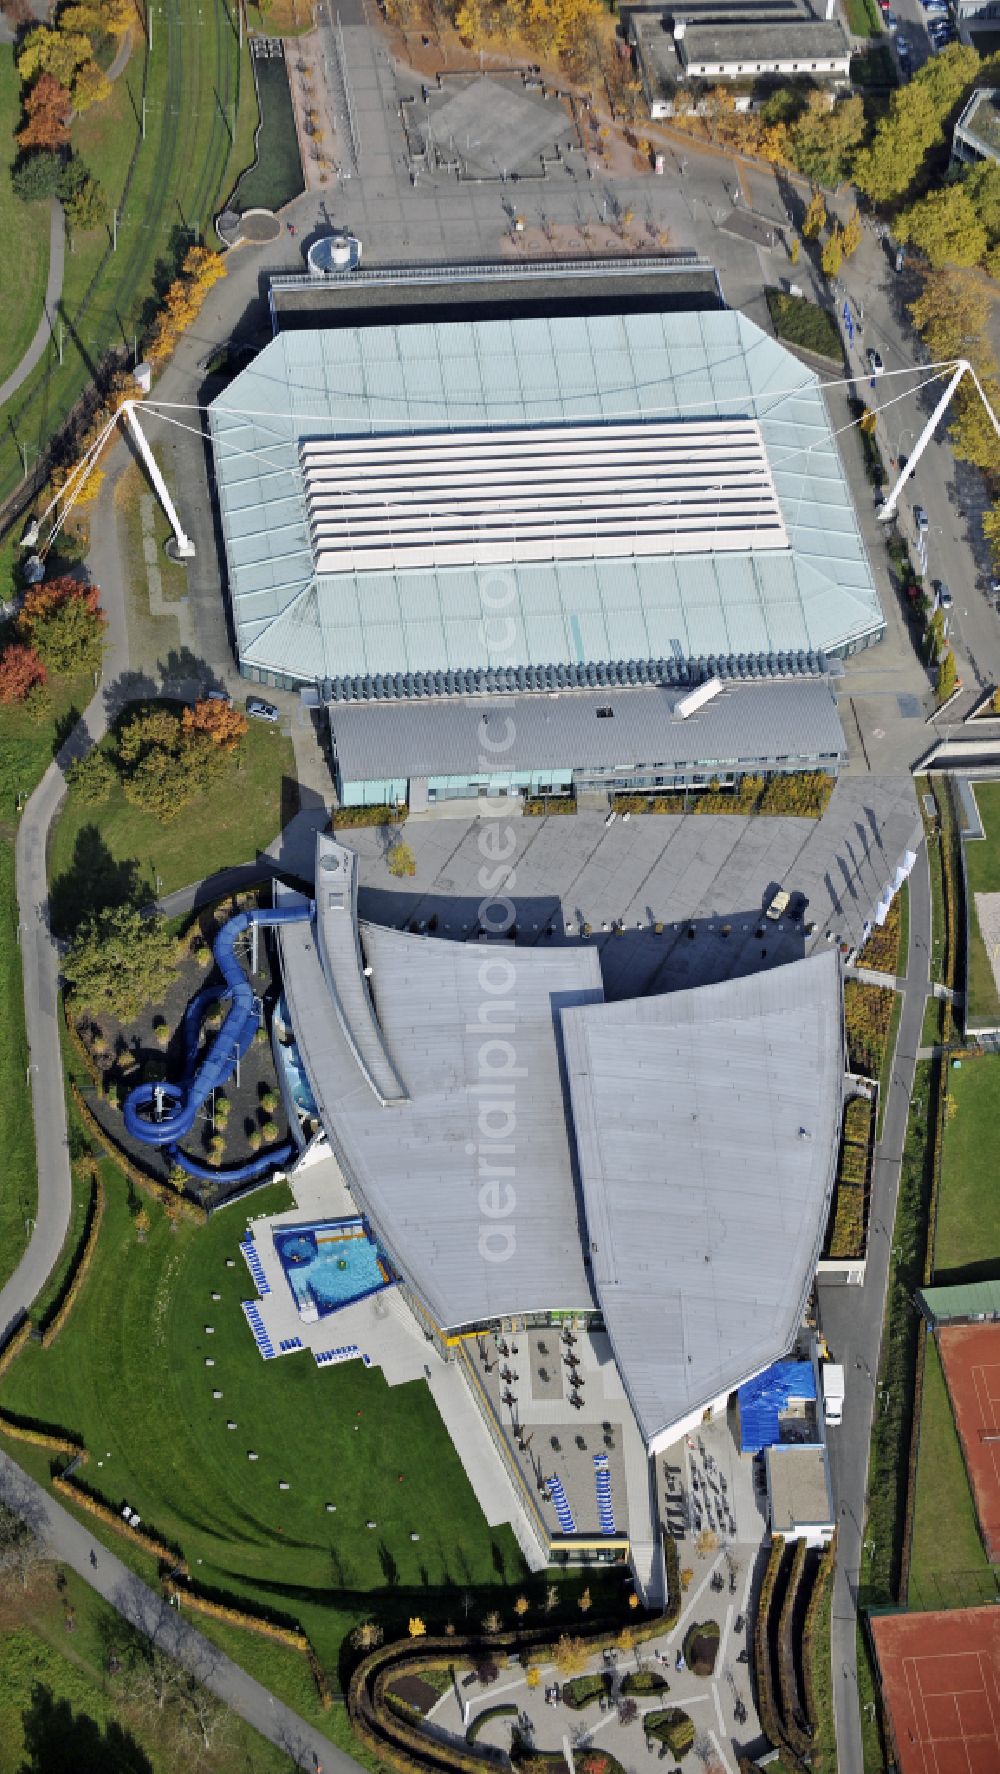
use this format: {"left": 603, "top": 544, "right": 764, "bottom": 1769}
{"left": 0, "top": 1451, "right": 360, "bottom": 1773}
{"left": 0, "top": 32, "right": 131, "bottom": 416}
{"left": 0, "top": 199, "right": 65, "bottom": 413}
{"left": 0, "top": 463, "right": 361, "bottom": 1770}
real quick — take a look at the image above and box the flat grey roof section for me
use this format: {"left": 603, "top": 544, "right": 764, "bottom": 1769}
{"left": 208, "top": 309, "right": 883, "bottom": 688}
{"left": 278, "top": 910, "right": 604, "bottom": 1328}
{"left": 313, "top": 835, "right": 406, "bottom": 1103}
{"left": 766, "top": 1444, "right": 834, "bottom": 1535}
{"left": 681, "top": 20, "right": 850, "bottom": 57}
{"left": 329, "top": 679, "right": 847, "bottom": 783}
{"left": 268, "top": 258, "right": 725, "bottom": 328}
{"left": 561, "top": 950, "right": 843, "bottom": 1446}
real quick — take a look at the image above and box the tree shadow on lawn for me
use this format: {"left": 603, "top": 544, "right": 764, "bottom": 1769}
{"left": 48, "top": 823, "right": 143, "bottom": 940}
{"left": 19, "top": 1682, "right": 153, "bottom": 1774}
{"left": 932, "top": 1256, "right": 1000, "bottom": 1288}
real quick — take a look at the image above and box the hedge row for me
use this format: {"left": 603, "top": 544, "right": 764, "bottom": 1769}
{"left": 775, "top": 1539, "right": 812, "bottom": 1757}
{"left": 334, "top": 806, "right": 407, "bottom": 827}
{"left": 0, "top": 1408, "right": 86, "bottom": 1460}
{"left": 350, "top": 1608, "right": 675, "bottom": 1774}
{"left": 611, "top": 771, "right": 834, "bottom": 821}
{"left": 0, "top": 1320, "right": 31, "bottom": 1381}
{"left": 69, "top": 1081, "right": 206, "bottom": 1222}
{"left": 523, "top": 799, "right": 576, "bottom": 816}
{"left": 54, "top": 1473, "right": 187, "bottom": 1569}
{"left": 40, "top": 1169, "right": 105, "bottom": 1347}
{"left": 800, "top": 1535, "right": 835, "bottom": 1735}
{"left": 308, "top": 1647, "right": 334, "bottom": 1710}
{"left": 752, "top": 1537, "right": 790, "bottom": 1759}
{"left": 466, "top": 1703, "right": 517, "bottom": 1744}
{"left": 161, "top": 1576, "right": 308, "bottom": 1649}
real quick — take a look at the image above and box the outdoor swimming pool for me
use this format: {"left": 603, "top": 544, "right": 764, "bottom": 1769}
{"left": 273, "top": 1219, "right": 391, "bottom": 1321}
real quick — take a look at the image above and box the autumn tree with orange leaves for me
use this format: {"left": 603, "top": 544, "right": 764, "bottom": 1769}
{"left": 0, "top": 642, "right": 47, "bottom": 704}
{"left": 181, "top": 698, "right": 249, "bottom": 751}
{"left": 17, "top": 73, "right": 71, "bottom": 150}
{"left": 18, "top": 575, "right": 106, "bottom": 673}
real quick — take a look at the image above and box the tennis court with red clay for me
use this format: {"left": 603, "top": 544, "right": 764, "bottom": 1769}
{"left": 939, "top": 1323, "right": 1000, "bottom": 1562}
{"left": 870, "top": 1607, "right": 1000, "bottom": 1774}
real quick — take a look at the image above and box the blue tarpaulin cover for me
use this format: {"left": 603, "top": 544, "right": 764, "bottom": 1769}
{"left": 737, "top": 1360, "right": 816, "bottom": 1453}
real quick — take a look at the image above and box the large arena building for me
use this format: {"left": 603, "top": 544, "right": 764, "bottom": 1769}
{"left": 208, "top": 296, "right": 884, "bottom": 714}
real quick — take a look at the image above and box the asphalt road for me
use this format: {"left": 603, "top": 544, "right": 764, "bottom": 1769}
{"left": 818, "top": 842, "right": 931, "bottom": 1774}
{"left": 0, "top": 1451, "right": 361, "bottom": 1773}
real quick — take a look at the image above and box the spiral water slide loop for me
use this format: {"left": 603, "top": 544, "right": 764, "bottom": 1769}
{"left": 123, "top": 904, "right": 311, "bottom": 1176}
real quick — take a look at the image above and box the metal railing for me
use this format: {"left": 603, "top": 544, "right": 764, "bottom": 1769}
{"left": 269, "top": 253, "right": 709, "bottom": 292}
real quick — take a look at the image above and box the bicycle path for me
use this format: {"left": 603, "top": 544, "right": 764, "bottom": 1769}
{"left": 0, "top": 199, "right": 65, "bottom": 414}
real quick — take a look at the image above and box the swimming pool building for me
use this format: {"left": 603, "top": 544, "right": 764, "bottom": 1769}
{"left": 257, "top": 830, "right": 845, "bottom": 1579}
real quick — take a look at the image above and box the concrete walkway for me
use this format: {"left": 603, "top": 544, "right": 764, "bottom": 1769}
{"left": 0, "top": 1450, "right": 362, "bottom": 1772}
{"left": 818, "top": 843, "right": 932, "bottom": 1774}
{"left": 0, "top": 200, "right": 65, "bottom": 413}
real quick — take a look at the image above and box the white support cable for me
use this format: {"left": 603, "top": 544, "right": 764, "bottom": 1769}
{"left": 877, "top": 361, "right": 969, "bottom": 522}
{"left": 141, "top": 357, "right": 964, "bottom": 430}
{"left": 37, "top": 407, "right": 122, "bottom": 554}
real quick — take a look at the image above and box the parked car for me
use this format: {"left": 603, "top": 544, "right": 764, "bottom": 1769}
{"left": 246, "top": 697, "right": 279, "bottom": 722}
{"left": 913, "top": 505, "right": 929, "bottom": 534}
{"left": 867, "top": 347, "right": 885, "bottom": 376}
{"left": 935, "top": 582, "right": 953, "bottom": 610}
{"left": 897, "top": 36, "right": 912, "bottom": 62}
{"left": 205, "top": 687, "right": 232, "bottom": 705}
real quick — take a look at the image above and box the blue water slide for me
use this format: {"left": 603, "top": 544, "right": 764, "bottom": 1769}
{"left": 123, "top": 904, "right": 311, "bottom": 1151}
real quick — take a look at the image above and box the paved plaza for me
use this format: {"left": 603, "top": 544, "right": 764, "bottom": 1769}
{"left": 345, "top": 775, "right": 921, "bottom": 998}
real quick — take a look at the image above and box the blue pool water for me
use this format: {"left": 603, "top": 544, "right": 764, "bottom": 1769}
{"left": 273, "top": 1219, "right": 390, "bottom": 1319}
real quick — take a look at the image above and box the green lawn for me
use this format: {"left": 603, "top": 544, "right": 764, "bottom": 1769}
{"left": 963, "top": 782, "right": 1000, "bottom": 1029}
{"left": 908, "top": 1334, "right": 995, "bottom": 1610}
{"left": 0, "top": 0, "right": 254, "bottom": 505}
{"left": 0, "top": 49, "right": 50, "bottom": 394}
{"left": 933, "top": 1052, "right": 1000, "bottom": 1283}
{"left": 0, "top": 1179, "right": 606, "bottom": 1694}
{"left": 0, "top": 1564, "right": 291, "bottom": 1774}
{"left": 842, "top": 0, "right": 883, "bottom": 34}
{"left": 47, "top": 713, "right": 296, "bottom": 934}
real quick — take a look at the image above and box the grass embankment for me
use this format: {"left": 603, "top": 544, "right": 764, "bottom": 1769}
{"left": 0, "top": 651, "right": 92, "bottom": 1292}
{"left": 933, "top": 1051, "right": 1000, "bottom": 1284}
{"left": 843, "top": 0, "right": 883, "bottom": 34}
{"left": 0, "top": 49, "right": 49, "bottom": 394}
{"left": 766, "top": 290, "right": 841, "bottom": 362}
{"left": 0, "top": 1564, "right": 292, "bottom": 1774}
{"left": 47, "top": 712, "right": 295, "bottom": 931}
{"left": 0, "top": 0, "right": 256, "bottom": 507}
{"left": 908, "top": 1335, "right": 995, "bottom": 1610}
{"left": 0, "top": 1178, "right": 612, "bottom": 1702}
{"left": 962, "top": 781, "right": 1000, "bottom": 1029}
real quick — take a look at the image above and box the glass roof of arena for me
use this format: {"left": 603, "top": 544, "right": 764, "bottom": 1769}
{"left": 207, "top": 309, "right": 883, "bottom": 685}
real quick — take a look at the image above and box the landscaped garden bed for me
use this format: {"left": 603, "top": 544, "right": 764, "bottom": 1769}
{"left": 562, "top": 1671, "right": 611, "bottom": 1708}
{"left": 766, "top": 291, "right": 842, "bottom": 363}
{"left": 825, "top": 1091, "right": 874, "bottom": 1260}
{"left": 682, "top": 1619, "right": 720, "bottom": 1676}
{"left": 644, "top": 1706, "right": 695, "bottom": 1755}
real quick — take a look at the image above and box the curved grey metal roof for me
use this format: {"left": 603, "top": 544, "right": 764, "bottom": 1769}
{"left": 278, "top": 854, "right": 604, "bottom": 1327}
{"left": 561, "top": 949, "right": 844, "bottom": 1446}
{"left": 313, "top": 834, "right": 406, "bottom": 1104}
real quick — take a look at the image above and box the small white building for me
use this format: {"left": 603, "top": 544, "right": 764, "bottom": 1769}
{"left": 630, "top": 5, "right": 850, "bottom": 110}
{"left": 765, "top": 1444, "right": 835, "bottom": 1546}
